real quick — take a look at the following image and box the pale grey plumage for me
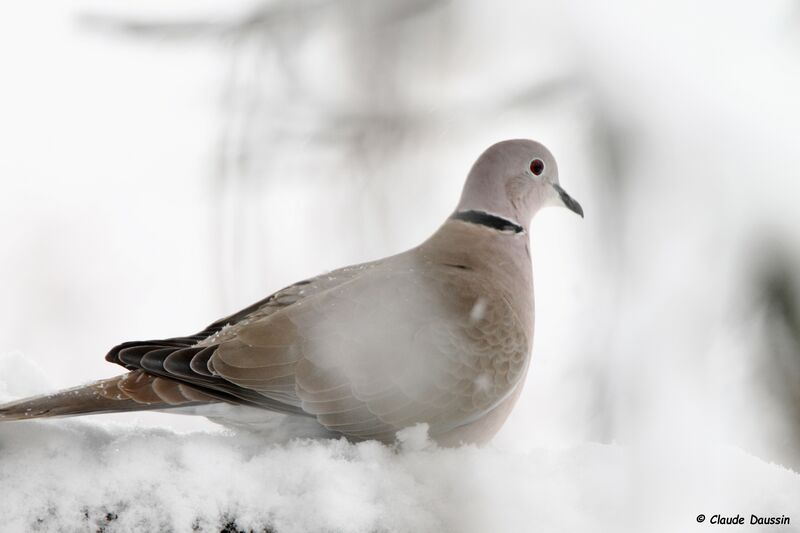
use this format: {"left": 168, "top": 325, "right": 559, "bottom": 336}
{"left": 0, "top": 139, "right": 582, "bottom": 445}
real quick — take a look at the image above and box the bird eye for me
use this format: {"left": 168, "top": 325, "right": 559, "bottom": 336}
{"left": 529, "top": 159, "right": 545, "bottom": 176}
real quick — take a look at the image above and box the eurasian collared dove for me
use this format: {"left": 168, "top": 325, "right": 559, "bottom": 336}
{"left": 0, "top": 139, "right": 582, "bottom": 445}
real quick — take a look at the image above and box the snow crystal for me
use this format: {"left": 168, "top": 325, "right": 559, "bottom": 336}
{"left": 0, "top": 351, "right": 53, "bottom": 401}
{"left": 473, "top": 373, "right": 492, "bottom": 392}
{"left": 469, "top": 297, "right": 488, "bottom": 324}
{"left": 394, "top": 423, "right": 435, "bottom": 453}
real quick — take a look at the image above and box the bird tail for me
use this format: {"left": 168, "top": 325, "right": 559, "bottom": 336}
{"left": 0, "top": 371, "right": 215, "bottom": 421}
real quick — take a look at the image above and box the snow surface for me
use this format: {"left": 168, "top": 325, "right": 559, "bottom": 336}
{"left": 2, "top": 359, "right": 799, "bottom": 533}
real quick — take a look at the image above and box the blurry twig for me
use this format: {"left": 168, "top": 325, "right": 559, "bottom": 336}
{"left": 755, "top": 242, "right": 800, "bottom": 468}
{"left": 78, "top": 0, "right": 335, "bottom": 41}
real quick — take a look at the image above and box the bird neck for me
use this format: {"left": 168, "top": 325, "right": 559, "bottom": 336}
{"left": 450, "top": 210, "right": 524, "bottom": 234}
{"left": 421, "top": 218, "right": 533, "bottom": 284}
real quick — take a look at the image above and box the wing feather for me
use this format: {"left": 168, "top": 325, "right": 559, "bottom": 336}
{"left": 104, "top": 255, "right": 529, "bottom": 441}
{"left": 208, "top": 258, "right": 529, "bottom": 440}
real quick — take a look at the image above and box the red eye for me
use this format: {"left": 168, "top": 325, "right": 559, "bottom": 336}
{"left": 530, "top": 159, "right": 545, "bottom": 176}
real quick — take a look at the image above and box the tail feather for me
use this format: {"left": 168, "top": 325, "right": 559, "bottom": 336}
{"left": 0, "top": 372, "right": 215, "bottom": 421}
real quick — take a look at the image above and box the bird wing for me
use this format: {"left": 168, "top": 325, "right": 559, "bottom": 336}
{"left": 107, "top": 256, "right": 530, "bottom": 440}
{"left": 105, "top": 262, "right": 376, "bottom": 414}
{"left": 212, "top": 256, "right": 530, "bottom": 440}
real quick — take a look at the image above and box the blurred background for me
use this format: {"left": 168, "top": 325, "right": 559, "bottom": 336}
{"left": 1, "top": 0, "right": 799, "bottom": 477}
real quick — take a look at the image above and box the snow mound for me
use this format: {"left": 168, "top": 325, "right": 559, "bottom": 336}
{"left": 0, "top": 419, "right": 615, "bottom": 532}
{"left": 0, "top": 351, "right": 53, "bottom": 401}
{"left": 1, "top": 418, "right": 799, "bottom": 533}
{"left": 1, "top": 360, "right": 798, "bottom": 533}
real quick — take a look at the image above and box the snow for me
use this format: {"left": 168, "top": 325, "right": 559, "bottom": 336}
{"left": 2, "top": 362, "right": 799, "bottom": 533}
{"left": 468, "top": 297, "right": 488, "bottom": 324}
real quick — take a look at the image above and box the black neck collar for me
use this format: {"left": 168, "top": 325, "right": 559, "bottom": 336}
{"left": 451, "top": 210, "right": 524, "bottom": 234}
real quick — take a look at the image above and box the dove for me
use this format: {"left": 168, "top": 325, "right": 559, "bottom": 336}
{"left": 0, "top": 139, "right": 582, "bottom": 445}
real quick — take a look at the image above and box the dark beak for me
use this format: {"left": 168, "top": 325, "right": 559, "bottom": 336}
{"left": 552, "top": 184, "right": 584, "bottom": 218}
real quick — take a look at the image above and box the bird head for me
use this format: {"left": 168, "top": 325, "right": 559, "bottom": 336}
{"left": 456, "top": 139, "right": 583, "bottom": 230}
